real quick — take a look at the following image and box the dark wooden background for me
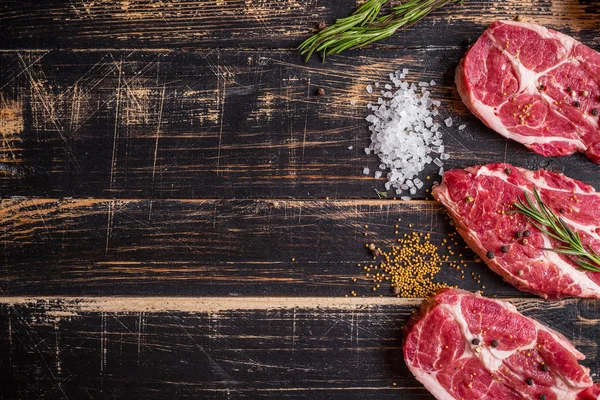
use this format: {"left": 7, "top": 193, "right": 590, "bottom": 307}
{"left": 1, "top": 1, "right": 599, "bottom": 398}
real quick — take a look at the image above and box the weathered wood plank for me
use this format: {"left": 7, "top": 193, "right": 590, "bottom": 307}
{"left": 0, "top": 296, "right": 598, "bottom": 399}
{"left": 0, "top": 198, "right": 523, "bottom": 296}
{"left": 1, "top": 48, "right": 597, "bottom": 199}
{"left": 1, "top": 1, "right": 598, "bottom": 49}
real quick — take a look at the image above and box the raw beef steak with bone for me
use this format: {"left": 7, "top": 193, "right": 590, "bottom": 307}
{"left": 456, "top": 20, "right": 600, "bottom": 162}
{"left": 432, "top": 163, "right": 600, "bottom": 300}
{"left": 403, "top": 288, "right": 599, "bottom": 400}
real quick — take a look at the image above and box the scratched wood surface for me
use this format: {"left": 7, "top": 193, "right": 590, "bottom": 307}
{"left": 0, "top": 198, "right": 520, "bottom": 296}
{"left": 0, "top": 48, "right": 599, "bottom": 198}
{"left": 2, "top": 297, "right": 600, "bottom": 399}
{"left": 1, "top": 0, "right": 598, "bottom": 49}
{"left": 1, "top": 0, "right": 600, "bottom": 398}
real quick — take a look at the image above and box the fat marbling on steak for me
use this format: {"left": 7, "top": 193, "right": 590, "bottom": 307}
{"left": 456, "top": 20, "right": 600, "bottom": 163}
{"left": 404, "top": 289, "right": 599, "bottom": 400}
{"left": 432, "top": 163, "right": 600, "bottom": 300}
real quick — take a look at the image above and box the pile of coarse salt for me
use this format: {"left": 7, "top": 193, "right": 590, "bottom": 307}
{"left": 363, "top": 69, "right": 450, "bottom": 200}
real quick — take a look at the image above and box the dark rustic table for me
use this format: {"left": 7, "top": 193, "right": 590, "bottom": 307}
{"left": 1, "top": 1, "right": 599, "bottom": 399}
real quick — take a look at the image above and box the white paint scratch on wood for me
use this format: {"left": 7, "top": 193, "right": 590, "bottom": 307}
{"left": 0, "top": 296, "right": 567, "bottom": 314}
{"left": 109, "top": 59, "right": 123, "bottom": 190}
{"left": 292, "top": 308, "right": 296, "bottom": 352}
{"left": 0, "top": 296, "right": 423, "bottom": 313}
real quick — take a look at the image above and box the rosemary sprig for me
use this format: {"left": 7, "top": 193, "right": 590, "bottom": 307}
{"left": 299, "top": 0, "right": 387, "bottom": 61}
{"left": 299, "top": 0, "right": 463, "bottom": 61}
{"left": 512, "top": 188, "right": 600, "bottom": 273}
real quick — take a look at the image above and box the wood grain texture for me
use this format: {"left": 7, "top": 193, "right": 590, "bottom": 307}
{"left": 2, "top": 1, "right": 600, "bottom": 398}
{"left": 0, "top": 296, "right": 598, "bottom": 399}
{"left": 1, "top": 0, "right": 598, "bottom": 49}
{"left": 0, "top": 197, "right": 524, "bottom": 296}
{"left": 1, "top": 48, "right": 599, "bottom": 199}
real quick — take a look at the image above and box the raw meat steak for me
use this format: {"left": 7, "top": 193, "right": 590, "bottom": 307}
{"left": 432, "top": 163, "right": 600, "bottom": 300}
{"left": 456, "top": 21, "right": 600, "bottom": 163}
{"left": 403, "top": 288, "right": 595, "bottom": 400}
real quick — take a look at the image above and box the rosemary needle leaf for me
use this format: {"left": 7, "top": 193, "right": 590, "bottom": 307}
{"left": 575, "top": 260, "right": 600, "bottom": 273}
{"left": 513, "top": 187, "right": 600, "bottom": 273}
{"left": 375, "top": 189, "right": 388, "bottom": 199}
{"left": 551, "top": 248, "right": 586, "bottom": 256}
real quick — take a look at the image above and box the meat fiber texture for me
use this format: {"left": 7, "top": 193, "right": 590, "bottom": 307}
{"left": 456, "top": 20, "right": 600, "bottom": 163}
{"left": 432, "top": 163, "right": 600, "bottom": 300}
{"left": 403, "top": 288, "right": 599, "bottom": 400}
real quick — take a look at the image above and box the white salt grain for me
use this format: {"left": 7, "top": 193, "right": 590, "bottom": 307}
{"left": 444, "top": 117, "right": 453, "bottom": 127}
{"left": 366, "top": 85, "right": 373, "bottom": 93}
{"left": 364, "top": 70, "right": 448, "bottom": 195}
{"left": 401, "top": 196, "right": 411, "bottom": 201}
{"left": 365, "top": 147, "right": 371, "bottom": 155}
{"left": 458, "top": 124, "right": 466, "bottom": 131}
{"left": 363, "top": 167, "right": 370, "bottom": 175}
{"left": 430, "top": 80, "right": 436, "bottom": 86}
{"left": 348, "top": 146, "right": 353, "bottom": 150}
{"left": 350, "top": 100, "right": 356, "bottom": 105}
{"left": 439, "top": 167, "right": 444, "bottom": 176}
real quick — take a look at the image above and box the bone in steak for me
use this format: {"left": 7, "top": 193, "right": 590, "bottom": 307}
{"left": 456, "top": 21, "right": 600, "bottom": 163}
{"left": 403, "top": 288, "right": 596, "bottom": 400}
{"left": 432, "top": 163, "right": 600, "bottom": 300}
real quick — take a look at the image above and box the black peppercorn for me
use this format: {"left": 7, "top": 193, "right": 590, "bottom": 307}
{"left": 486, "top": 251, "right": 495, "bottom": 259}
{"left": 559, "top": 207, "right": 565, "bottom": 214}
{"left": 501, "top": 245, "right": 509, "bottom": 253}
{"left": 567, "top": 86, "right": 572, "bottom": 92}
{"left": 540, "top": 394, "right": 547, "bottom": 400}
{"left": 491, "top": 339, "right": 499, "bottom": 348}
{"left": 472, "top": 338, "right": 480, "bottom": 345}
{"left": 523, "top": 230, "right": 531, "bottom": 237}
{"left": 538, "top": 85, "right": 545, "bottom": 91}
{"left": 516, "top": 231, "right": 522, "bottom": 238}
{"left": 573, "top": 101, "right": 581, "bottom": 107}
{"left": 592, "top": 108, "right": 599, "bottom": 116}
{"left": 526, "top": 378, "right": 534, "bottom": 386}
{"left": 541, "top": 364, "right": 549, "bottom": 372}
{"left": 316, "top": 88, "right": 326, "bottom": 96}
{"left": 504, "top": 167, "right": 512, "bottom": 175}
